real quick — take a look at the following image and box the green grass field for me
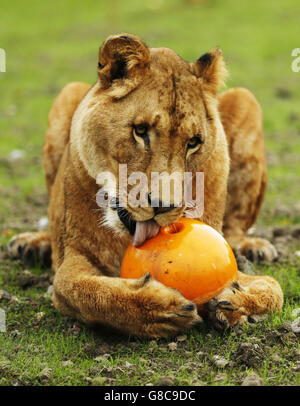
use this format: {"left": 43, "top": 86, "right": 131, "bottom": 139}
{"left": 0, "top": 0, "right": 299, "bottom": 386}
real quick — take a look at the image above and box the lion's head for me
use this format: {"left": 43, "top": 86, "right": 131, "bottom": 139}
{"left": 71, "top": 34, "right": 227, "bottom": 246}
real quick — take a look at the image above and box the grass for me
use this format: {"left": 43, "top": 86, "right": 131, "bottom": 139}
{"left": 0, "top": 0, "right": 300, "bottom": 386}
{"left": 0, "top": 285, "right": 299, "bottom": 386}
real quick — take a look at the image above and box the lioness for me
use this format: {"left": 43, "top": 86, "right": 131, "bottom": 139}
{"left": 8, "top": 34, "right": 283, "bottom": 337}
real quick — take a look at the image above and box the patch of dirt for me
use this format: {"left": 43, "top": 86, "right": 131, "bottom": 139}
{"left": 82, "top": 343, "right": 112, "bottom": 358}
{"left": 234, "top": 342, "right": 265, "bottom": 368}
{"left": 241, "top": 372, "right": 263, "bottom": 386}
{"left": 261, "top": 326, "right": 298, "bottom": 347}
{"left": 275, "top": 87, "right": 292, "bottom": 99}
{"left": 2, "top": 267, "right": 52, "bottom": 290}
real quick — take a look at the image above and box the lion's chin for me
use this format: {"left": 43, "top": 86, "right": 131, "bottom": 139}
{"left": 132, "top": 219, "right": 160, "bottom": 247}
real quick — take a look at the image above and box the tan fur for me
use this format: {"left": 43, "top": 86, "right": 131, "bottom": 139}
{"left": 8, "top": 34, "right": 283, "bottom": 337}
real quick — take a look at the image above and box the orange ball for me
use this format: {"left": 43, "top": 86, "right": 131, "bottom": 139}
{"left": 121, "top": 218, "right": 238, "bottom": 304}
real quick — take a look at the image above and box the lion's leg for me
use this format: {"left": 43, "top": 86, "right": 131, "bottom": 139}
{"left": 53, "top": 251, "right": 203, "bottom": 338}
{"left": 205, "top": 271, "right": 283, "bottom": 330}
{"left": 8, "top": 83, "right": 91, "bottom": 267}
{"left": 219, "top": 87, "right": 277, "bottom": 262}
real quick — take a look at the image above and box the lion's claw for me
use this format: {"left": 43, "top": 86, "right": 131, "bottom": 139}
{"left": 8, "top": 232, "right": 52, "bottom": 268}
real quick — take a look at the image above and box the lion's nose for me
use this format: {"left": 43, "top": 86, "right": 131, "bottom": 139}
{"left": 153, "top": 204, "right": 175, "bottom": 215}
{"left": 148, "top": 194, "right": 176, "bottom": 215}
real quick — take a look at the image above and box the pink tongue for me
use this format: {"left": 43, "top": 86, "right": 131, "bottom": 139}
{"left": 132, "top": 220, "right": 160, "bottom": 247}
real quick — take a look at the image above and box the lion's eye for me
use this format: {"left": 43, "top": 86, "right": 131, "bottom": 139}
{"left": 133, "top": 124, "right": 150, "bottom": 147}
{"left": 134, "top": 124, "right": 148, "bottom": 137}
{"left": 187, "top": 135, "right": 203, "bottom": 150}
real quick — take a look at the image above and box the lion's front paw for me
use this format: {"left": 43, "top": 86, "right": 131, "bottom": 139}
{"left": 228, "top": 236, "right": 278, "bottom": 263}
{"left": 129, "top": 274, "right": 203, "bottom": 338}
{"left": 205, "top": 282, "right": 250, "bottom": 331}
{"left": 8, "top": 232, "right": 52, "bottom": 267}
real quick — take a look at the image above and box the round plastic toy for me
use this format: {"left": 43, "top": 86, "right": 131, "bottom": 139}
{"left": 121, "top": 218, "right": 238, "bottom": 304}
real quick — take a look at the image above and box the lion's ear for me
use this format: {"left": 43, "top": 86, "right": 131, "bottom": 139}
{"left": 191, "top": 48, "right": 227, "bottom": 95}
{"left": 98, "top": 34, "right": 150, "bottom": 95}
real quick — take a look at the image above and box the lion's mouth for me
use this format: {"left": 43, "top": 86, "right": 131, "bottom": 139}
{"left": 131, "top": 219, "right": 160, "bottom": 247}
{"left": 113, "top": 200, "right": 160, "bottom": 247}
